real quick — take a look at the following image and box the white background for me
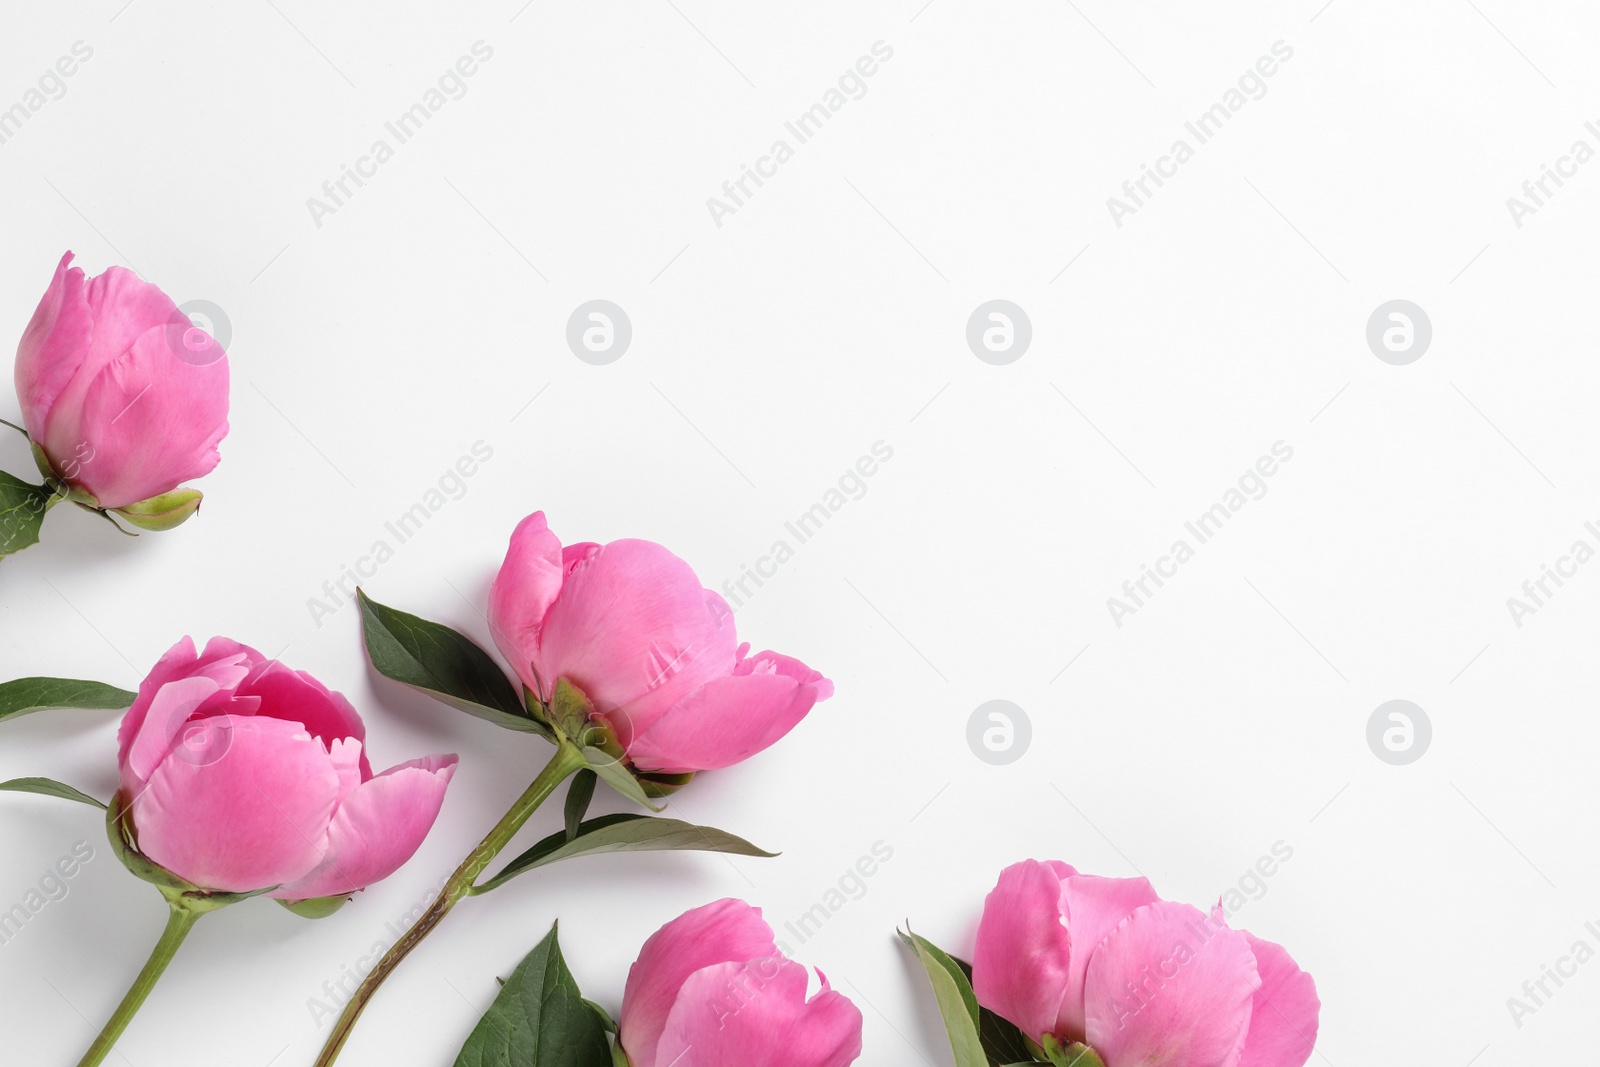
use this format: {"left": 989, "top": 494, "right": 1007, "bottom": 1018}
{"left": 1, "top": 1, "right": 1597, "bottom": 1064}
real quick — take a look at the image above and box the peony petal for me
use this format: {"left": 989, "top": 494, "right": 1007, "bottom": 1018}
{"left": 535, "top": 538, "right": 737, "bottom": 745}
{"left": 1055, "top": 874, "right": 1161, "bottom": 1038}
{"left": 14, "top": 251, "right": 92, "bottom": 439}
{"left": 122, "top": 656, "right": 252, "bottom": 793}
{"left": 652, "top": 959, "right": 863, "bottom": 1067}
{"left": 625, "top": 651, "right": 831, "bottom": 773}
{"left": 1084, "top": 902, "right": 1259, "bottom": 1067}
{"left": 117, "top": 636, "right": 201, "bottom": 774}
{"left": 620, "top": 899, "right": 779, "bottom": 1067}
{"left": 50, "top": 322, "right": 228, "bottom": 508}
{"left": 1235, "top": 932, "right": 1320, "bottom": 1067}
{"left": 271, "top": 754, "right": 457, "bottom": 900}
{"left": 129, "top": 715, "right": 340, "bottom": 892}
{"left": 972, "top": 860, "right": 1074, "bottom": 1042}
{"left": 487, "top": 511, "right": 566, "bottom": 695}
{"left": 234, "top": 658, "right": 369, "bottom": 777}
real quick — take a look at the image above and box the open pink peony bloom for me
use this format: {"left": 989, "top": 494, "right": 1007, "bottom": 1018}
{"left": 488, "top": 511, "right": 833, "bottom": 774}
{"left": 971, "top": 861, "right": 1319, "bottom": 1067}
{"left": 116, "top": 637, "right": 457, "bottom": 901}
{"left": 15, "top": 251, "right": 229, "bottom": 512}
{"left": 619, "top": 899, "right": 862, "bottom": 1067}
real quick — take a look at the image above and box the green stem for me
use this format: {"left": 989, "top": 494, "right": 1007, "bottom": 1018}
{"left": 75, "top": 898, "right": 205, "bottom": 1067}
{"left": 313, "top": 739, "right": 588, "bottom": 1067}
{"left": 0, "top": 417, "right": 27, "bottom": 439}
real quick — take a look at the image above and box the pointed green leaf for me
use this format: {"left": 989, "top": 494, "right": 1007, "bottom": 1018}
{"left": 899, "top": 928, "right": 987, "bottom": 1067}
{"left": 0, "top": 777, "right": 106, "bottom": 809}
{"left": 0, "top": 471, "right": 53, "bottom": 558}
{"left": 582, "top": 747, "right": 663, "bottom": 811}
{"left": 952, "top": 954, "right": 1042, "bottom": 1064}
{"left": 357, "top": 589, "right": 541, "bottom": 732}
{"left": 452, "top": 922, "right": 611, "bottom": 1067}
{"left": 477, "top": 813, "right": 776, "bottom": 894}
{"left": 564, "top": 770, "right": 597, "bottom": 842}
{"left": 0, "top": 677, "right": 137, "bottom": 723}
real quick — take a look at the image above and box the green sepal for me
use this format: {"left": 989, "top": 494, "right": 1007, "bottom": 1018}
{"left": 276, "top": 894, "right": 352, "bottom": 919}
{"left": 107, "top": 791, "right": 276, "bottom": 909}
{"left": 1041, "top": 1036, "right": 1107, "bottom": 1067}
{"left": 114, "top": 488, "right": 203, "bottom": 532}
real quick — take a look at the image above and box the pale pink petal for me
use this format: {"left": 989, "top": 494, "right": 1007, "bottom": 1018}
{"left": 117, "top": 636, "right": 201, "bottom": 772}
{"left": 620, "top": 899, "right": 779, "bottom": 1067}
{"left": 129, "top": 715, "right": 340, "bottom": 892}
{"left": 1084, "top": 902, "right": 1259, "bottom": 1067}
{"left": 272, "top": 754, "right": 458, "bottom": 900}
{"left": 487, "top": 511, "right": 566, "bottom": 695}
{"left": 653, "top": 959, "right": 862, "bottom": 1067}
{"left": 1236, "top": 932, "right": 1320, "bottom": 1067}
{"left": 51, "top": 322, "right": 228, "bottom": 508}
{"left": 625, "top": 651, "right": 831, "bottom": 773}
{"left": 535, "top": 539, "right": 737, "bottom": 745}
{"left": 972, "top": 860, "right": 1073, "bottom": 1042}
{"left": 1055, "top": 874, "right": 1160, "bottom": 1038}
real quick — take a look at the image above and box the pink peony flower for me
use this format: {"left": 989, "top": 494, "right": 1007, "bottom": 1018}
{"left": 971, "top": 860, "right": 1320, "bottom": 1067}
{"left": 619, "top": 899, "right": 862, "bottom": 1067}
{"left": 14, "top": 251, "right": 228, "bottom": 515}
{"left": 116, "top": 637, "right": 457, "bottom": 902}
{"left": 488, "top": 511, "right": 833, "bottom": 774}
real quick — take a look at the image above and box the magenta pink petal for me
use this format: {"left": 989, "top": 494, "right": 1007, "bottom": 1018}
{"left": 972, "top": 860, "right": 1075, "bottom": 1042}
{"left": 271, "top": 754, "right": 458, "bottom": 900}
{"left": 236, "top": 659, "right": 369, "bottom": 775}
{"left": 117, "top": 636, "right": 201, "bottom": 772}
{"left": 130, "top": 715, "right": 340, "bottom": 892}
{"left": 1055, "top": 874, "right": 1160, "bottom": 1038}
{"left": 620, "top": 899, "right": 779, "bottom": 1067}
{"left": 487, "top": 511, "right": 567, "bottom": 695}
{"left": 1084, "top": 901, "right": 1259, "bottom": 1067}
{"left": 50, "top": 323, "right": 228, "bottom": 508}
{"left": 1235, "top": 932, "right": 1320, "bottom": 1067}
{"left": 652, "top": 959, "right": 863, "bottom": 1067}
{"left": 535, "top": 538, "right": 737, "bottom": 745}
{"left": 625, "top": 655, "right": 830, "bottom": 773}
{"left": 122, "top": 656, "right": 252, "bottom": 793}
{"left": 14, "top": 251, "right": 92, "bottom": 438}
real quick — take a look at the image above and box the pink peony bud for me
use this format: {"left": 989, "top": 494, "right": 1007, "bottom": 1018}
{"left": 14, "top": 252, "right": 229, "bottom": 514}
{"left": 487, "top": 511, "right": 833, "bottom": 775}
{"left": 970, "top": 860, "right": 1321, "bottom": 1067}
{"left": 113, "top": 637, "right": 457, "bottom": 906}
{"left": 619, "top": 899, "right": 862, "bottom": 1067}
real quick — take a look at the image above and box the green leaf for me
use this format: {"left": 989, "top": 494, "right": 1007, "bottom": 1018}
{"left": 582, "top": 747, "right": 663, "bottom": 812}
{"left": 0, "top": 677, "right": 137, "bottom": 723}
{"left": 358, "top": 589, "right": 542, "bottom": 733}
{"left": 0, "top": 471, "right": 53, "bottom": 558}
{"left": 564, "top": 770, "right": 597, "bottom": 842}
{"left": 478, "top": 813, "right": 777, "bottom": 894}
{"left": 452, "top": 922, "right": 611, "bottom": 1067}
{"left": 0, "top": 777, "right": 106, "bottom": 809}
{"left": 899, "top": 928, "right": 987, "bottom": 1067}
{"left": 951, "top": 954, "right": 1039, "bottom": 1065}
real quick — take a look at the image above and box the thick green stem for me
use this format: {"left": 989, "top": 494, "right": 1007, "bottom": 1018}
{"left": 75, "top": 899, "right": 204, "bottom": 1067}
{"left": 313, "top": 739, "right": 588, "bottom": 1067}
